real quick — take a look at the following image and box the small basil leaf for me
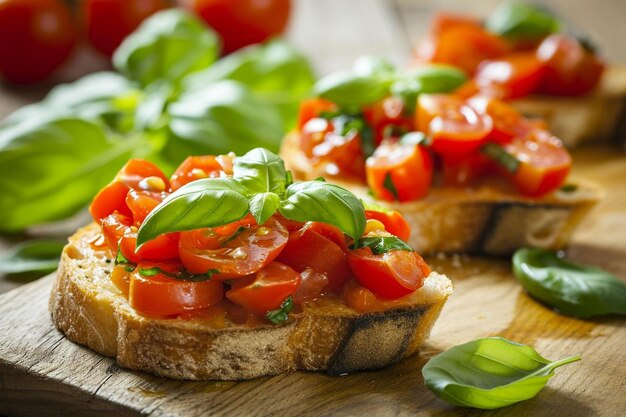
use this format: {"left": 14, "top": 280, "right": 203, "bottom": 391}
{"left": 423, "top": 337, "right": 581, "bottom": 410}
{"left": 485, "top": 2, "right": 560, "bottom": 41}
{"left": 391, "top": 65, "right": 466, "bottom": 112}
{"left": 137, "top": 178, "right": 249, "bottom": 247}
{"left": 279, "top": 181, "right": 366, "bottom": 241}
{"left": 113, "top": 9, "right": 220, "bottom": 88}
{"left": 138, "top": 266, "right": 218, "bottom": 282}
{"left": 481, "top": 143, "right": 520, "bottom": 173}
{"left": 358, "top": 236, "right": 412, "bottom": 255}
{"left": 0, "top": 240, "right": 65, "bottom": 275}
{"left": 383, "top": 172, "right": 399, "bottom": 200}
{"left": 249, "top": 192, "right": 281, "bottom": 225}
{"left": 330, "top": 114, "right": 376, "bottom": 158}
{"left": 115, "top": 248, "right": 133, "bottom": 266}
{"left": 512, "top": 248, "right": 626, "bottom": 318}
{"left": 134, "top": 80, "right": 174, "bottom": 131}
{"left": 164, "top": 81, "right": 284, "bottom": 162}
{"left": 233, "top": 148, "right": 287, "bottom": 194}
{"left": 353, "top": 55, "right": 396, "bottom": 78}
{"left": 314, "top": 72, "right": 390, "bottom": 108}
{"left": 560, "top": 184, "right": 578, "bottom": 193}
{"left": 266, "top": 296, "right": 294, "bottom": 324}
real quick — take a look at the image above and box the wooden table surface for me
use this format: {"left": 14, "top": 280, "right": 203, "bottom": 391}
{"left": 1, "top": 1, "right": 625, "bottom": 416}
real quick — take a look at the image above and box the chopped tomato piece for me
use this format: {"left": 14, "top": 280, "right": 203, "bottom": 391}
{"left": 179, "top": 217, "right": 288, "bottom": 279}
{"left": 536, "top": 34, "right": 605, "bottom": 96}
{"left": 347, "top": 247, "right": 431, "bottom": 299}
{"left": 474, "top": 52, "right": 546, "bottom": 99}
{"left": 90, "top": 181, "right": 132, "bottom": 221}
{"left": 119, "top": 232, "right": 180, "bottom": 263}
{"left": 365, "top": 210, "right": 411, "bottom": 242}
{"left": 311, "top": 129, "right": 366, "bottom": 178}
{"left": 363, "top": 96, "right": 413, "bottom": 145}
{"left": 304, "top": 222, "right": 347, "bottom": 249}
{"left": 125, "top": 189, "right": 166, "bottom": 225}
{"left": 430, "top": 12, "right": 483, "bottom": 36}
{"left": 417, "top": 94, "right": 492, "bottom": 156}
{"left": 453, "top": 79, "right": 481, "bottom": 99}
{"left": 468, "top": 96, "right": 537, "bottom": 144}
{"left": 277, "top": 225, "right": 351, "bottom": 292}
{"left": 300, "top": 117, "right": 334, "bottom": 157}
{"left": 505, "top": 129, "right": 571, "bottom": 197}
{"left": 366, "top": 140, "right": 433, "bottom": 202}
{"left": 293, "top": 268, "right": 329, "bottom": 302}
{"left": 169, "top": 155, "right": 234, "bottom": 192}
{"left": 297, "top": 98, "right": 337, "bottom": 130}
{"left": 226, "top": 262, "right": 300, "bottom": 316}
{"left": 110, "top": 265, "right": 132, "bottom": 297}
{"left": 129, "top": 261, "right": 224, "bottom": 317}
{"left": 343, "top": 279, "right": 383, "bottom": 313}
{"left": 100, "top": 213, "right": 133, "bottom": 252}
{"left": 117, "top": 159, "right": 169, "bottom": 191}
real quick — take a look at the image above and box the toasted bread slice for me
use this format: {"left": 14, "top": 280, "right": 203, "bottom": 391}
{"left": 49, "top": 223, "right": 453, "bottom": 380}
{"left": 281, "top": 132, "right": 601, "bottom": 256}
{"left": 511, "top": 66, "right": 626, "bottom": 147}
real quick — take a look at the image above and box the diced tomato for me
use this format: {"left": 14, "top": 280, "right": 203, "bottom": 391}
{"left": 125, "top": 189, "right": 166, "bottom": 225}
{"left": 297, "top": 98, "right": 337, "bottom": 130}
{"left": 277, "top": 225, "right": 351, "bottom": 292}
{"left": 293, "top": 268, "right": 329, "bottom": 302}
{"left": 474, "top": 52, "right": 546, "bottom": 99}
{"left": 90, "top": 181, "right": 132, "bottom": 221}
{"left": 453, "top": 79, "right": 481, "bottom": 99}
{"left": 100, "top": 213, "right": 133, "bottom": 252}
{"left": 304, "top": 222, "right": 347, "bottom": 249}
{"left": 505, "top": 129, "right": 571, "bottom": 197}
{"left": 365, "top": 210, "right": 411, "bottom": 242}
{"left": 536, "top": 34, "right": 605, "bottom": 96}
{"left": 117, "top": 159, "right": 169, "bottom": 190}
{"left": 119, "top": 232, "right": 180, "bottom": 263}
{"left": 417, "top": 94, "right": 492, "bottom": 156}
{"left": 363, "top": 96, "right": 413, "bottom": 145}
{"left": 468, "top": 96, "right": 532, "bottom": 143}
{"left": 110, "top": 265, "right": 132, "bottom": 297}
{"left": 226, "top": 262, "right": 300, "bottom": 316}
{"left": 347, "top": 247, "right": 431, "bottom": 299}
{"left": 129, "top": 261, "right": 224, "bottom": 317}
{"left": 300, "top": 117, "right": 334, "bottom": 157}
{"left": 179, "top": 217, "right": 288, "bottom": 279}
{"left": 311, "top": 129, "right": 366, "bottom": 178}
{"left": 343, "top": 279, "right": 383, "bottom": 313}
{"left": 366, "top": 140, "right": 433, "bottom": 202}
{"left": 169, "top": 155, "right": 234, "bottom": 192}
{"left": 441, "top": 152, "right": 494, "bottom": 187}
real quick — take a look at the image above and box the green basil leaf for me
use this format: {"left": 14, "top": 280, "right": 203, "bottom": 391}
{"left": 314, "top": 72, "right": 390, "bottom": 108}
{"left": 481, "top": 143, "right": 520, "bottom": 173}
{"left": 485, "top": 2, "right": 560, "bottom": 41}
{"left": 0, "top": 118, "right": 138, "bottom": 232}
{"left": 233, "top": 148, "right": 287, "bottom": 194}
{"left": 279, "top": 181, "right": 365, "bottom": 241}
{"left": 423, "top": 337, "right": 581, "bottom": 410}
{"left": 330, "top": 114, "right": 376, "bottom": 158}
{"left": 383, "top": 172, "right": 399, "bottom": 200}
{"left": 0, "top": 240, "right": 65, "bottom": 275}
{"left": 358, "top": 236, "right": 412, "bottom": 255}
{"left": 266, "top": 296, "right": 294, "bottom": 324}
{"left": 183, "top": 40, "right": 315, "bottom": 130}
{"left": 134, "top": 80, "right": 175, "bottom": 131}
{"left": 249, "top": 192, "right": 281, "bottom": 225}
{"left": 138, "top": 266, "right": 218, "bottom": 282}
{"left": 137, "top": 178, "right": 249, "bottom": 247}
{"left": 391, "top": 65, "right": 466, "bottom": 112}
{"left": 113, "top": 9, "right": 220, "bottom": 88}
{"left": 353, "top": 55, "right": 396, "bottom": 78}
{"left": 512, "top": 248, "right": 626, "bottom": 318}
{"left": 164, "top": 81, "right": 284, "bottom": 163}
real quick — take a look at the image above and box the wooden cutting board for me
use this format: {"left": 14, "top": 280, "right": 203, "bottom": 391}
{"left": 0, "top": 146, "right": 625, "bottom": 417}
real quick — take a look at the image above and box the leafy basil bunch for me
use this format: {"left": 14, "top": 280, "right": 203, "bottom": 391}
{"left": 137, "top": 148, "right": 366, "bottom": 247}
{"left": 485, "top": 2, "right": 560, "bottom": 41}
{"left": 423, "top": 337, "right": 581, "bottom": 409}
{"left": 513, "top": 248, "right": 626, "bottom": 318}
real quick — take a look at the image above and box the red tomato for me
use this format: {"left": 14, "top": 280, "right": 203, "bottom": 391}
{"left": 125, "top": 189, "right": 166, "bottom": 225}
{"left": 298, "top": 98, "right": 337, "bottom": 130}
{"left": 363, "top": 96, "right": 413, "bottom": 145}
{"left": 366, "top": 140, "right": 433, "bottom": 202}
{"left": 417, "top": 94, "right": 492, "bottom": 156}
{"left": 100, "top": 213, "right": 133, "bottom": 252}
{"left": 277, "top": 225, "right": 351, "bottom": 292}
{"left": 304, "top": 222, "right": 347, "bottom": 249}
{"left": 505, "top": 129, "right": 571, "bottom": 197}
{"left": 365, "top": 210, "right": 411, "bottom": 242}
{"left": 0, "top": 0, "right": 76, "bottom": 83}
{"left": 536, "top": 34, "right": 605, "bottom": 96}
{"left": 415, "top": 26, "right": 509, "bottom": 75}
{"left": 119, "top": 232, "right": 180, "bottom": 263}
{"left": 311, "top": 129, "right": 366, "bottom": 178}
{"left": 117, "top": 159, "right": 169, "bottom": 190}
{"left": 110, "top": 265, "right": 132, "bottom": 296}
{"left": 300, "top": 117, "right": 335, "bottom": 158}
{"left": 293, "top": 268, "right": 329, "bottom": 302}
{"left": 347, "top": 247, "right": 431, "bottom": 299}
{"left": 170, "top": 154, "right": 234, "bottom": 192}
{"left": 474, "top": 53, "right": 546, "bottom": 99}
{"left": 468, "top": 96, "right": 531, "bottom": 143}
{"left": 129, "top": 261, "right": 224, "bottom": 317}
{"left": 430, "top": 12, "right": 483, "bottom": 36}
{"left": 90, "top": 181, "right": 133, "bottom": 222}
{"left": 179, "top": 217, "right": 288, "bottom": 278}
{"left": 82, "top": 0, "right": 167, "bottom": 57}
{"left": 226, "top": 262, "right": 300, "bottom": 316}
{"left": 180, "top": 0, "right": 291, "bottom": 54}
{"left": 441, "top": 152, "right": 494, "bottom": 187}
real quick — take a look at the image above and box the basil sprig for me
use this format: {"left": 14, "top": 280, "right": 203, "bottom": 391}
{"left": 423, "top": 337, "right": 581, "bottom": 410}
{"left": 513, "top": 248, "right": 626, "bottom": 318}
{"left": 485, "top": 2, "right": 561, "bottom": 41}
{"left": 266, "top": 296, "right": 294, "bottom": 324}
{"left": 137, "top": 148, "right": 366, "bottom": 247}
{"left": 358, "top": 236, "right": 412, "bottom": 255}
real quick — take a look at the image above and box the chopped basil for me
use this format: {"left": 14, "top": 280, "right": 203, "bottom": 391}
{"left": 560, "top": 184, "right": 578, "bottom": 193}
{"left": 481, "top": 143, "right": 520, "bottom": 173}
{"left": 383, "top": 172, "right": 399, "bottom": 200}
{"left": 138, "top": 266, "right": 219, "bottom": 282}
{"left": 266, "top": 296, "right": 294, "bottom": 324}
{"left": 358, "top": 236, "right": 412, "bottom": 255}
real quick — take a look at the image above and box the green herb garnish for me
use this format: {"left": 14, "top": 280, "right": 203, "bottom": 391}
{"left": 358, "top": 236, "right": 412, "bottom": 255}
{"left": 266, "top": 296, "right": 294, "bottom": 324}
{"left": 383, "top": 172, "right": 399, "bottom": 200}
{"left": 560, "top": 184, "right": 578, "bottom": 193}
{"left": 485, "top": 2, "right": 561, "bottom": 41}
{"left": 481, "top": 143, "right": 520, "bottom": 173}
{"left": 138, "top": 266, "right": 219, "bottom": 282}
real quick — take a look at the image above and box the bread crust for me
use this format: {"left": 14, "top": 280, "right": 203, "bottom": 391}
{"left": 49, "top": 224, "right": 453, "bottom": 380}
{"left": 281, "top": 132, "right": 600, "bottom": 256}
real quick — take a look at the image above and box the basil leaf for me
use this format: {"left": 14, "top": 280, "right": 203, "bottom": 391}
{"left": 383, "top": 172, "right": 399, "bottom": 200}
{"left": 423, "top": 337, "right": 581, "bottom": 410}
{"left": 512, "top": 248, "right": 626, "bottom": 318}
{"left": 485, "top": 2, "right": 560, "bottom": 41}
{"left": 314, "top": 72, "right": 390, "bottom": 108}
{"left": 113, "top": 9, "right": 220, "bottom": 88}
{"left": 266, "top": 296, "right": 294, "bottom": 324}
{"left": 481, "top": 143, "right": 520, "bottom": 173}
{"left": 358, "top": 236, "right": 412, "bottom": 255}
{"left": 0, "top": 240, "right": 65, "bottom": 275}
{"left": 249, "top": 192, "right": 281, "bottom": 225}
{"left": 138, "top": 266, "right": 218, "bottom": 282}
{"left": 0, "top": 118, "right": 138, "bottom": 232}
{"left": 391, "top": 65, "right": 466, "bottom": 112}
{"left": 331, "top": 114, "right": 375, "bottom": 158}
{"left": 164, "top": 81, "right": 284, "bottom": 162}
{"left": 115, "top": 248, "right": 133, "bottom": 266}
{"left": 183, "top": 40, "right": 315, "bottom": 130}
{"left": 353, "top": 55, "right": 396, "bottom": 78}
{"left": 279, "top": 181, "right": 366, "bottom": 241}
{"left": 233, "top": 148, "right": 287, "bottom": 194}
{"left": 134, "top": 80, "right": 174, "bottom": 131}
{"left": 137, "top": 178, "right": 249, "bottom": 247}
